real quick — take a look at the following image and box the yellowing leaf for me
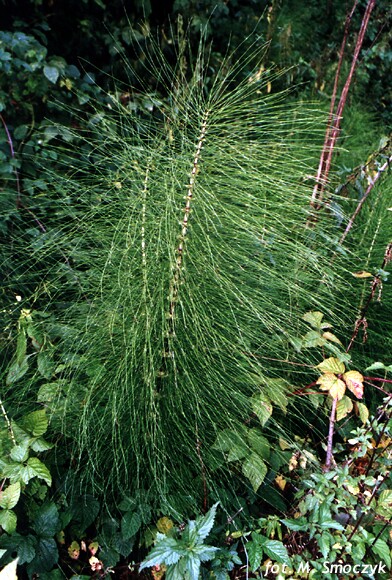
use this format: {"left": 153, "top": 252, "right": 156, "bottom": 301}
{"left": 275, "top": 475, "right": 287, "bottom": 491}
{"left": 322, "top": 331, "right": 342, "bottom": 345}
{"left": 336, "top": 396, "right": 353, "bottom": 421}
{"left": 343, "top": 371, "right": 364, "bottom": 399}
{"left": 352, "top": 271, "right": 373, "bottom": 278}
{"left": 357, "top": 402, "right": 369, "bottom": 424}
{"left": 317, "top": 357, "right": 345, "bottom": 375}
{"left": 68, "top": 541, "right": 80, "bottom": 560}
{"left": 316, "top": 373, "right": 346, "bottom": 400}
{"left": 303, "top": 311, "right": 324, "bottom": 329}
{"left": 279, "top": 438, "right": 291, "bottom": 450}
{"left": 156, "top": 517, "right": 174, "bottom": 534}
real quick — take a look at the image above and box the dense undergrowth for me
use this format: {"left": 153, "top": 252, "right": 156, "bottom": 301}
{"left": 0, "top": 1, "right": 391, "bottom": 578}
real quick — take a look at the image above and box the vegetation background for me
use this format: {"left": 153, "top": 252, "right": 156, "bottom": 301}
{"left": 0, "top": 0, "right": 391, "bottom": 578}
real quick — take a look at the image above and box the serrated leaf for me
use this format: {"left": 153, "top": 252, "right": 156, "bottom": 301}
{"left": 24, "top": 457, "right": 52, "bottom": 486}
{"left": 247, "top": 429, "right": 270, "bottom": 460}
{"left": 262, "top": 539, "right": 291, "bottom": 566}
{"left": 20, "top": 410, "right": 48, "bottom": 437}
{"left": 247, "top": 540, "right": 264, "bottom": 572}
{"left": 343, "top": 371, "right": 364, "bottom": 399}
{"left": 316, "top": 373, "right": 346, "bottom": 400}
{"left": 43, "top": 65, "right": 59, "bottom": 84}
{"left": 376, "top": 489, "right": 392, "bottom": 518}
{"left": 195, "top": 502, "right": 219, "bottom": 541}
{"left": 251, "top": 394, "right": 272, "bottom": 427}
{"left": 139, "top": 536, "right": 185, "bottom": 570}
{"left": 6, "top": 357, "right": 29, "bottom": 385}
{"left": 0, "top": 509, "right": 17, "bottom": 533}
{"left": 227, "top": 440, "right": 248, "bottom": 462}
{"left": 10, "top": 442, "right": 29, "bottom": 463}
{"left": 30, "top": 437, "right": 54, "bottom": 452}
{"left": 317, "top": 357, "right": 345, "bottom": 374}
{"left": 372, "top": 538, "right": 391, "bottom": 568}
{"left": 33, "top": 501, "right": 60, "bottom": 537}
{"left": 280, "top": 517, "right": 308, "bottom": 532}
{"left": 242, "top": 453, "right": 267, "bottom": 492}
{"left": 0, "top": 482, "right": 21, "bottom": 509}
{"left": 37, "top": 382, "right": 62, "bottom": 403}
{"left": 0, "top": 534, "right": 37, "bottom": 565}
{"left": 302, "top": 330, "right": 326, "bottom": 348}
{"left": 303, "top": 311, "right": 324, "bottom": 329}
{"left": 121, "top": 511, "right": 141, "bottom": 540}
{"left": 357, "top": 402, "right": 369, "bottom": 424}
{"left": 336, "top": 396, "right": 353, "bottom": 421}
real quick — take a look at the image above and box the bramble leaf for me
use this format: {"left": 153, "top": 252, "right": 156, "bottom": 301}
{"left": 336, "top": 396, "right": 353, "bottom": 421}
{"left": 343, "top": 371, "right": 364, "bottom": 399}
{"left": 316, "top": 373, "right": 346, "bottom": 400}
{"left": 242, "top": 453, "right": 267, "bottom": 492}
{"left": 317, "top": 357, "right": 345, "bottom": 374}
{"left": 0, "top": 482, "right": 21, "bottom": 510}
{"left": 357, "top": 402, "right": 369, "bottom": 424}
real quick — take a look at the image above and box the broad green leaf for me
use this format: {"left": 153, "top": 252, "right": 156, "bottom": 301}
{"left": 302, "top": 330, "right": 326, "bottom": 348}
{"left": 37, "top": 352, "right": 55, "bottom": 380}
{"left": 280, "top": 517, "right": 308, "bottom": 532}
{"left": 37, "top": 382, "right": 62, "bottom": 403}
{"left": 0, "top": 482, "right": 21, "bottom": 509}
{"left": 43, "top": 65, "right": 59, "bottom": 84}
{"left": 185, "top": 553, "right": 201, "bottom": 579}
{"left": 30, "top": 437, "right": 54, "bottom": 452}
{"left": 16, "top": 330, "right": 27, "bottom": 364}
{"left": 139, "top": 536, "right": 184, "bottom": 569}
{"left": 343, "top": 371, "right": 364, "bottom": 399}
{"left": 0, "top": 533, "right": 37, "bottom": 565}
{"left": 194, "top": 545, "right": 218, "bottom": 561}
{"left": 302, "top": 311, "right": 324, "bottom": 329}
{"left": 242, "top": 453, "right": 267, "bottom": 492}
{"left": 195, "top": 502, "right": 219, "bottom": 541}
{"left": 316, "top": 373, "right": 346, "bottom": 400}
{"left": 21, "top": 457, "right": 52, "bottom": 486}
{"left": 317, "top": 533, "right": 330, "bottom": 559}
{"left": 317, "top": 357, "right": 345, "bottom": 374}
{"left": 262, "top": 539, "right": 291, "bottom": 566}
{"left": 227, "top": 440, "right": 248, "bottom": 462}
{"left": 121, "top": 511, "right": 141, "bottom": 540}
{"left": 372, "top": 538, "right": 391, "bottom": 568}
{"left": 247, "top": 429, "right": 270, "bottom": 460}
{"left": 247, "top": 539, "right": 264, "bottom": 572}
{"left": 32, "top": 501, "right": 60, "bottom": 537}
{"left": 20, "top": 410, "right": 48, "bottom": 437}
{"left": 6, "top": 357, "right": 29, "bottom": 385}
{"left": 70, "top": 494, "right": 99, "bottom": 531}
{"left": 27, "top": 537, "right": 58, "bottom": 574}
{"left": 357, "top": 402, "right": 369, "bottom": 424}
{"left": 336, "top": 396, "right": 353, "bottom": 421}
{"left": 365, "top": 361, "right": 386, "bottom": 372}
{"left": 212, "top": 429, "right": 247, "bottom": 453}
{"left": 376, "top": 489, "right": 392, "bottom": 517}
{"left": 10, "top": 442, "right": 29, "bottom": 463}
{"left": 264, "top": 379, "right": 289, "bottom": 413}
{"left": 251, "top": 394, "right": 272, "bottom": 427}
{"left": 0, "top": 509, "right": 17, "bottom": 533}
